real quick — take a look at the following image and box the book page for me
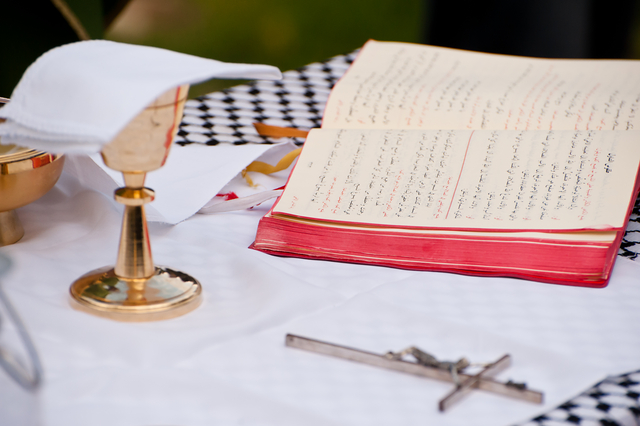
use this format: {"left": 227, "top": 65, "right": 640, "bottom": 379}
{"left": 323, "top": 40, "right": 640, "bottom": 132}
{"left": 274, "top": 129, "right": 640, "bottom": 231}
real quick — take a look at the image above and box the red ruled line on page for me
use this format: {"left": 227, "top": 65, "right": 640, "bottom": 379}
{"left": 445, "top": 130, "right": 474, "bottom": 219}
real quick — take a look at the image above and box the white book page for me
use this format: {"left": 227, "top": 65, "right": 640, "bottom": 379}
{"left": 323, "top": 40, "right": 640, "bottom": 132}
{"left": 274, "top": 129, "right": 640, "bottom": 231}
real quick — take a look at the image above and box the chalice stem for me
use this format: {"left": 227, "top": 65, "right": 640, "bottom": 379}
{"left": 115, "top": 204, "right": 154, "bottom": 279}
{"left": 113, "top": 171, "right": 156, "bottom": 280}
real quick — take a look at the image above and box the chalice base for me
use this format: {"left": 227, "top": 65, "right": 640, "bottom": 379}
{"left": 70, "top": 266, "right": 202, "bottom": 322}
{"left": 0, "top": 210, "right": 25, "bottom": 246}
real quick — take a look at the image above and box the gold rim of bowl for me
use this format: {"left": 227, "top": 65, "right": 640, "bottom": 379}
{"left": 0, "top": 146, "right": 62, "bottom": 175}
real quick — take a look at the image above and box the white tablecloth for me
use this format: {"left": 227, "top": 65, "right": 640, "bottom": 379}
{"left": 1, "top": 166, "right": 639, "bottom": 426}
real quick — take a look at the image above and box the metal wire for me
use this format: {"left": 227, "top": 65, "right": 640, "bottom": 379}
{"left": 0, "top": 254, "right": 42, "bottom": 391}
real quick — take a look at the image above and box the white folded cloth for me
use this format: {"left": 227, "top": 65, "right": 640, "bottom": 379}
{"left": 0, "top": 40, "right": 281, "bottom": 153}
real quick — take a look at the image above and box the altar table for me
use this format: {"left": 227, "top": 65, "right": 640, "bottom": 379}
{"left": 1, "top": 52, "right": 639, "bottom": 426}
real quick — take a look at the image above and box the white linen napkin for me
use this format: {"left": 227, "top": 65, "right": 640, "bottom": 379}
{"left": 0, "top": 40, "right": 281, "bottom": 153}
{"left": 62, "top": 142, "right": 283, "bottom": 224}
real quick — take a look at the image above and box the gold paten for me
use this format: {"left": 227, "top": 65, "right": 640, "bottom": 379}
{"left": 0, "top": 144, "right": 65, "bottom": 246}
{"left": 70, "top": 85, "right": 202, "bottom": 321}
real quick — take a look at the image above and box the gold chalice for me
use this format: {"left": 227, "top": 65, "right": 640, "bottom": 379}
{"left": 70, "top": 85, "right": 202, "bottom": 321}
{"left": 0, "top": 143, "right": 65, "bottom": 246}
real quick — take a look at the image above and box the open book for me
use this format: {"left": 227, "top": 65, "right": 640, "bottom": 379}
{"left": 251, "top": 40, "right": 640, "bottom": 287}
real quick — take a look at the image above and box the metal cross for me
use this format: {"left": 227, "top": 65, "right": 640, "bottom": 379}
{"left": 285, "top": 334, "right": 543, "bottom": 412}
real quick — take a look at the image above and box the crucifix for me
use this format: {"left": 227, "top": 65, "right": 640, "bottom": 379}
{"left": 285, "top": 334, "right": 543, "bottom": 412}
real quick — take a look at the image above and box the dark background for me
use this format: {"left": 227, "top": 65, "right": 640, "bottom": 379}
{"left": 2, "top": 0, "right": 639, "bottom": 98}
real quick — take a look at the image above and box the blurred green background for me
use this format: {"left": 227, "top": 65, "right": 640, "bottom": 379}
{"left": 3, "top": 0, "right": 640, "bottom": 99}
{"left": 104, "top": 0, "right": 425, "bottom": 97}
{"left": 0, "top": 0, "right": 424, "bottom": 99}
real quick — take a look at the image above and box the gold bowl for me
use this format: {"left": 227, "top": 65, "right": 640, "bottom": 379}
{"left": 0, "top": 143, "right": 65, "bottom": 246}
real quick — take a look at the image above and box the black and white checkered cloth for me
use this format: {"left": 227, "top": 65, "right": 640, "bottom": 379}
{"left": 176, "top": 51, "right": 357, "bottom": 147}
{"left": 620, "top": 197, "right": 640, "bottom": 262}
{"left": 176, "top": 51, "right": 640, "bottom": 262}
{"left": 516, "top": 370, "right": 640, "bottom": 426}
{"left": 176, "top": 51, "right": 640, "bottom": 426}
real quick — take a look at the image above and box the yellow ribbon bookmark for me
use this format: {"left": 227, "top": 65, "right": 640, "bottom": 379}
{"left": 241, "top": 123, "right": 310, "bottom": 186}
{"left": 253, "top": 122, "right": 310, "bottom": 138}
{"left": 242, "top": 148, "right": 302, "bottom": 187}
